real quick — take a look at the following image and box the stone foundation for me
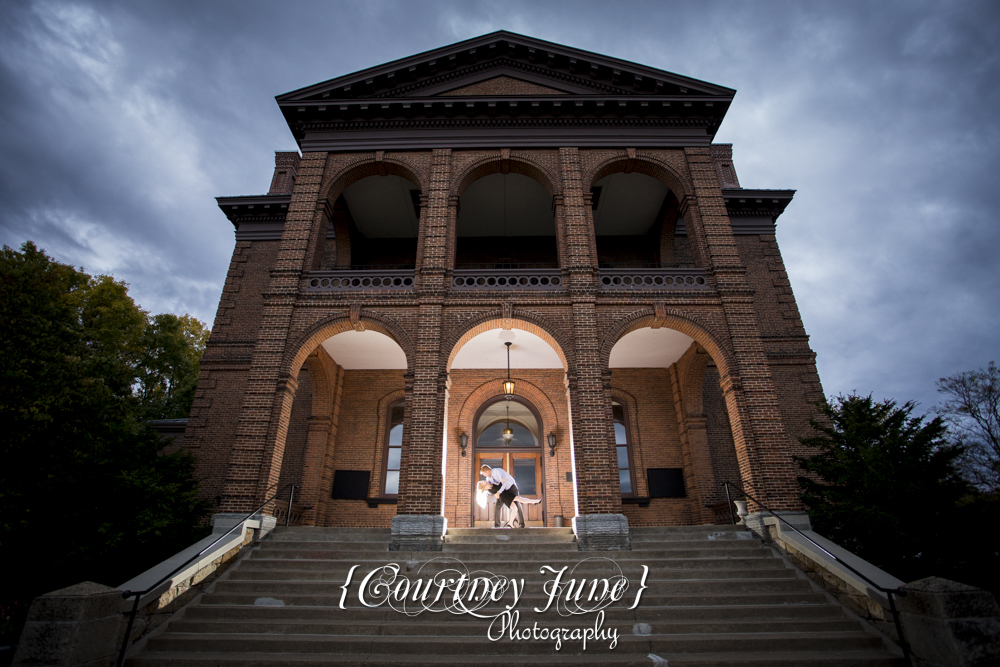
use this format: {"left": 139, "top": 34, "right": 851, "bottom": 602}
{"left": 389, "top": 515, "right": 446, "bottom": 551}
{"left": 573, "top": 514, "right": 631, "bottom": 551}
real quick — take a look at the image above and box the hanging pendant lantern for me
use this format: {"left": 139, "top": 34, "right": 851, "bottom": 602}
{"left": 503, "top": 341, "right": 515, "bottom": 400}
{"left": 503, "top": 403, "right": 514, "bottom": 443}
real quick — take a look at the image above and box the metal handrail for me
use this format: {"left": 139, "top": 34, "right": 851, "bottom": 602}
{"left": 115, "top": 484, "right": 296, "bottom": 667}
{"left": 721, "top": 481, "right": 910, "bottom": 660}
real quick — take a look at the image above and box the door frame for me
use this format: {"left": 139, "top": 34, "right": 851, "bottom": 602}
{"left": 471, "top": 395, "right": 547, "bottom": 527}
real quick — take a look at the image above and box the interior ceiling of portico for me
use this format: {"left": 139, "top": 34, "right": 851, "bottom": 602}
{"left": 341, "top": 175, "right": 420, "bottom": 238}
{"left": 457, "top": 173, "right": 554, "bottom": 237}
{"left": 592, "top": 172, "right": 673, "bottom": 236}
{"left": 451, "top": 329, "right": 563, "bottom": 369}
{"left": 609, "top": 328, "right": 695, "bottom": 368}
{"left": 320, "top": 330, "right": 408, "bottom": 369}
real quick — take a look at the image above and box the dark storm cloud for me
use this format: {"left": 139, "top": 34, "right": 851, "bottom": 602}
{"left": 0, "top": 0, "right": 997, "bottom": 411}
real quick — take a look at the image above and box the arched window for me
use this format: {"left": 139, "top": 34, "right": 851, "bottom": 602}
{"left": 383, "top": 402, "right": 404, "bottom": 496}
{"left": 613, "top": 401, "right": 634, "bottom": 496}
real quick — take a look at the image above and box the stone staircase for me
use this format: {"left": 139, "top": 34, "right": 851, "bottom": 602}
{"left": 127, "top": 524, "right": 905, "bottom": 666}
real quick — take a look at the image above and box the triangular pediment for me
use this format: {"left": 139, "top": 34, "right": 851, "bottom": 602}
{"left": 277, "top": 31, "right": 735, "bottom": 103}
{"left": 437, "top": 75, "right": 568, "bottom": 97}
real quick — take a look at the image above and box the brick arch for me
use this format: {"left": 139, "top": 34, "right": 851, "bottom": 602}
{"left": 600, "top": 308, "right": 735, "bottom": 384}
{"left": 452, "top": 152, "right": 560, "bottom": 198}
{"left": 457, "top": 379, "right": 561, "bottom": 444}
{"left": 444, "top": 310, "right": 571, "bottom": 372}
{"left": 585, "top": 151, "right": 692, "bottom": 203}
{"left": 321, "top": 154, "right": 428, "bottom": 204}
{"left": 282, "top": 312, "right": 416, "bottom": 383}
{"left": 303, "top": 347, "right": 337, "bottom": 417}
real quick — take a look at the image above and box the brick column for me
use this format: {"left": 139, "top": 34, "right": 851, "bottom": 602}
{"left": 219, "top": 151, "right": 328, "bottom": 513}
{"left": 414, "top": 149, "right": 453, "bottom": 294}
{"left": 682, "top": 147, "right": 799, "bottom": 509}
{"left": 559, "top": 148, "right": 621, "bottom": 521}
{"left": 394, "top": 149, "right": 450, "bottom": 531}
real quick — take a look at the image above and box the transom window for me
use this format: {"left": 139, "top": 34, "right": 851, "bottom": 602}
{"left": 475, "top": 398, "right": 539, "bottom": 448}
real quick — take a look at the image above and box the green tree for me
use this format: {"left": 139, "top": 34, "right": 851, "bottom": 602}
{"left": 797, "top": 393, "right": 968, "bottom": 583}
{"left": 0, "top": 242, "right": 210, "bottom": 646}
{"left": 137, "top": 313, "right": 210, "bottom": 419}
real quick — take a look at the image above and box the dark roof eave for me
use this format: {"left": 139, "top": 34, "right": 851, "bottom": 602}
{"left": 276, "top": 31, "right": 736, "bottom": 102}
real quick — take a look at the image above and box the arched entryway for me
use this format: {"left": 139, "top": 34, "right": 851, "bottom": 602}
{"left": 471, "top": 395, "right": 545, "bottom": 527}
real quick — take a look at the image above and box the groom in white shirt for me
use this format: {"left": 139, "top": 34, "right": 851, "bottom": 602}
{"left": 480, "top": 464, "right": 525, "bottom": 528}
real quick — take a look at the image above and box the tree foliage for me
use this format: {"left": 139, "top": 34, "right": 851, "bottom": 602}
{"left": 797, "top": 393, "right": 969, "bottom": 583}
{"left": 0, "top": 242, "right": 210, "bottom": 635}
{"left": 936, "top": 362, "right": 1000, "bottom": 492}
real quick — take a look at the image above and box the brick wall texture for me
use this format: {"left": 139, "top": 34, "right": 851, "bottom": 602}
{"left": 184, "top": 146, "right": 824, "bottom": 526}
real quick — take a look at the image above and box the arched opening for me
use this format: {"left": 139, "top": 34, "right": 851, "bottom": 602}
{"left": 456, "top": 173, "right": 558, "bottom": 268}
{"left": 472, "top": 395, "right": 544, "bottom": 527}
{"left": 608, "top": 325, "right": 735, "bottom": 525}
{"left": 591, "top": 172, "right": 693, "bottom": 267}
{"left": 278, "top": 328, "right": 408, "bottom": 526}
{"left": 321, "top": 174, "right": 421, "bottom": 270}
{"left": 446, "top": 322, "right": 573, "bottom": 528}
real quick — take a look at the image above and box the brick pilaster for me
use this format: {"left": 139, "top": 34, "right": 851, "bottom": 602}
{"left": 219, "top": 151, "right": 328, "bottom": 513}
{"left": 396, "top": 303, "right": 446, "bottom": 515}
{"left": 415, "top": 149, "right": 453, "bottom": 295}
{"left": 683, "top": 147, "right": 800, "bottom": 509}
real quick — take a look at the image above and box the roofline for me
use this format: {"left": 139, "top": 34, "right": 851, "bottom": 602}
{"left": 276, "top": 31, "right": 735, "bottom": 101}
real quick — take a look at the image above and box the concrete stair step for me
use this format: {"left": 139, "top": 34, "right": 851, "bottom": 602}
{"left": 182, "top": 602, "right": 847, "bottom": 623}
{"left": 165, "top": 617, "right": 863, "bottom": 636}
{"left": 227, "top": 568, "right": 797, "bottom": 582}
{"left": 200, "top": 590, "right": 831, "bottom": 607}
{"left": 211, "top": 577, "right": 814, "bottom": 597}
{"left": 144, "top": 631, "right": 886, "bottom": 655}
{"left": 445, "top": 528, "right": 575, "bottom": 537}
{"left": 443, "top": 533, "right": 577, "bottom": 543}
{"left": 237, "top": 556, "right": 791, "bottom": 571}
{"left": 253, "top": 546, "right": 772, "bottom": 559}
{"left": 128, "top": 650, "right": 904, "bottom": 666}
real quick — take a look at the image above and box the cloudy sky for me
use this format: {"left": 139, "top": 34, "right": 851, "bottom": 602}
{"left": 1, "top": 0, "right": 997, "bottom": 412}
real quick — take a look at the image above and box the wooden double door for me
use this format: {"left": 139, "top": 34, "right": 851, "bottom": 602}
{"left": 474, "top": 451, "right": 544, "bottom": 527}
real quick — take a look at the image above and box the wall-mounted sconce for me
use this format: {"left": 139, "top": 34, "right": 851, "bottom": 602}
{"left": 459, "top": 432, "right": 469, "bottom": 457}
{"left": 547, "top": 432, "right": 557, "bottom": 457}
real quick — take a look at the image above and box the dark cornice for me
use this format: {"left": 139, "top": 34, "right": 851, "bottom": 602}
{"left": 277, "top": 31, "right": 734, "bottom": 102}
{"left": 216, "top": 194, "right": 291, "bottom": 230}
{"left": 274, "top": 32, "right": 735, "bottom": 151}
{"left": 722, "top": 189, "right": 795, "bottom": 223}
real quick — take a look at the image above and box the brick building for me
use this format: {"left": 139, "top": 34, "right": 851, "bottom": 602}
{"left": 186, "top": 31, "right": 823, "bottom": 548}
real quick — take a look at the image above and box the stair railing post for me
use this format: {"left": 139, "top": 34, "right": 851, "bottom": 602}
{"left": 115, "top": 593, "right": 141, "bottom": 667}
{"left": 723, "top": 481, "right": 737, "bottom": 525}
{"left": 286, "top": 485, "right": 296, "bottom": 526}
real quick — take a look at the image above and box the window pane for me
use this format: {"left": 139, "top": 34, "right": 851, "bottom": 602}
{"left": 478, "top": 422, "right": 536, "bottom": 447}
{"left": 388, "top": 424, "right": 403, "bottom": 447}
{"left": 385, "top": 470, "right": 399, "bottom": 495}
{"left": 513, "top": 459, "right": 537, "bottom": 495}
{"left": 387, "top": 447, "right": 401, "bottom": 471}
{"left": 614, "top": 423, "right": 628, "bottom": 445}
{"left": 612, "top": 404, "right": 625, "bottom": 422}
{"left": 617, "top": 446, "right": 629, "bottom": 470}
{"left": 619, "top": 469, "right": 632, "bottom": 494}
{"left": 390, "top": 405, "right": 405, "bottom": 426}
